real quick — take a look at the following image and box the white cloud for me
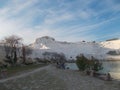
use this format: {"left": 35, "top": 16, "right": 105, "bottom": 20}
{"left": 44, "top": 12, "right": 73, "bottom": 25}
{"left": 0, "top": 0, "right": 120, "bottom": 44}
{"left": 79, "top": 11, "right": 91, "bottom": 19}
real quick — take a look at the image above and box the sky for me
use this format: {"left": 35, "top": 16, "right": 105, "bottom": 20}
{"left": 0, "top": 0, "right": 120, "bottom": 44}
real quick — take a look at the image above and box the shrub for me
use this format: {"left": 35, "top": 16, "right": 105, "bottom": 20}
{"left": 76, "top": 54, "right": 88, "bottom": 71}
{"left": 107, "top": 51, "right": 120, "bottom": 55}
{"left": 89, "top": 60, "right": 103, "bottom": 71}
{"left": 76, "top": 55, "right": 103, "bottom": 72}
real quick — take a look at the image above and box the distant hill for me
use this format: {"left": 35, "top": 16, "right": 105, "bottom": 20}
{"left": 29, "top": 36, "right": 120, "bottom": 60}
{"left": 1, "top": 36, "right": 120, "bottom": 62}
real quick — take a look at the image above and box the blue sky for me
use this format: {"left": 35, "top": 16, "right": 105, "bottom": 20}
{"left": 0, "top": 0, "right": 120, "bottom": 44}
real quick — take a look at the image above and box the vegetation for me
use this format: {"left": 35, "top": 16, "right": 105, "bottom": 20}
{"left": 34, "top": 57, "right": 51, "bottom": 63}
{"left": 0, "top": 63, "right": 47, "bottom": 79}
{"left": 22, "top": 45, "right": 33, "bottom": 64}
{"left": 107, "top": 50, "right": 120, "bottom": 55}
{"left": 2, "top": 35, "right": 22, "bottom": 65}
{"left": 0, "top": 35, "right": 46, "bottom": 79}
{"left": 89, "top": 60, "right": 103, "bottom": 71}
{"left": 76, "top": 54, "right": 88, "bottom": 71}
{"left": 43, "top": 52, "right": 66, "bottom": 63}
{"left": 1, "top": 35, "right": 33, "bottom": 66}
{"left": 76, "top": 55, "right": 103, "bottom": 72}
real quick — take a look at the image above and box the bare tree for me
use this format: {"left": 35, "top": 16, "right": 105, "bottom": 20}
{"left": 25, "top": 46, "right": 32, "bottom": 56}
{"left": 22, "top": 45, "right": 26, "bottom": 64}
{"left": 3, "top": 35, "right": 22, "bottom": 65}
{"left": 22, "top": 45, "right": 32, "bottom": 64}
{"left": 42, "top": 52, "right": 66, "bottom": 63}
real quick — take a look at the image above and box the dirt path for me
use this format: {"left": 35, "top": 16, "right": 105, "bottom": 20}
{"left": 0, "top": 65, "right": 120, "bottom": 90}
{"left": 0, "top": 65, "right": 49, "bottom": 83}
{"left": 47, "top": 65, "right": 120, "bottom": 90}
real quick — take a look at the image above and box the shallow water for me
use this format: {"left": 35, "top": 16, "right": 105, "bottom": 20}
{"left": 66, "top": 61, "right": 120, "bottom": 80}
{"left": 65, "top": 63, "right": 78, "bottom": 70}
{"left": 101, "top": 61, "right": 120, "bottom": 73}
{"left": 66, "top": 61, "right": 120, "bottom": 73}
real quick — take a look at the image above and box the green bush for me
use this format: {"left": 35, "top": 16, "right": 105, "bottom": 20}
{"left": 76, "top": 55, "right": 103, "bottom": 72}
{"left": 89, "top": 60, "right": 103, "bottom": 71}
{"left": 76, "top": 54, "right": 88, "bottom": 71}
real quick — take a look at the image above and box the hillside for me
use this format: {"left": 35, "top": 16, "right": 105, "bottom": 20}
{"left": 100, "top": 39, "right": 120, "bottom": 60}
{"left": 0, "top": 36, "right": 120, "bottom": 61}
{"left": 100, "top": 39, "right": 120, "bottom": 50}
{"left": 30, "top": 36, "right": 120, "bottom": 60}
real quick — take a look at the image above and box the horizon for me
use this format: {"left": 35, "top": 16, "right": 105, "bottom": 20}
{"left": 32, "top": 36, "right": 120, "bottom": 44}
{"left": 0, "top": 0, "right": 120, "bottom": 44}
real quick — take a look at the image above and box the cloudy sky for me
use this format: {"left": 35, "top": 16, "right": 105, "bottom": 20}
{"left": 0, "top": 0, "right": 120, "bottom": 44}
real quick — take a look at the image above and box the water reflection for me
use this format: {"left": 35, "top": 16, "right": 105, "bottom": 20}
{"left": 66, "top": 61, "right": 120, "bottom": 73}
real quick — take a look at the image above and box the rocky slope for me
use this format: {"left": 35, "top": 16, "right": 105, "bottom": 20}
{"left": 30, "top": 36, "right": 120, "bottom": 60}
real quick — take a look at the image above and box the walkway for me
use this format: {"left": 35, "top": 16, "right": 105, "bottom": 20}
{"left": 0, "top": 65, "right": 120, "bottom": 90}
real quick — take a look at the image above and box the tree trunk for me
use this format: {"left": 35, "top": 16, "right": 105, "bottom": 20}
{"left": 22, "top": 45, "right": 26, "bottom": 64}
{"left": 13, "top": 46, "right": 17, "bottom": 65}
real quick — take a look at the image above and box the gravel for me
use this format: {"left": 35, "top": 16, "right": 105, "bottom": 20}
{"left": 0, "top": 65, "right": 120, "bottom": 90}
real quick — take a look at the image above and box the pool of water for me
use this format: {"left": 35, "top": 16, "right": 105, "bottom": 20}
{"left": 66, "top": 61, "right": 120, "bottom": 80}
{"left": 65, "top": 63, "right": 78, "bottom": 70}
{"left": 101, "top": 61, "right": 120, "bottom": 73}
{"left": 66, "top": 61, "right": 120, "bottom": 73}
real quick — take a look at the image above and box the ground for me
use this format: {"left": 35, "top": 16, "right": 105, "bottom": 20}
{"left": 0, "top": 65, "right": 120, "bottom": 90}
